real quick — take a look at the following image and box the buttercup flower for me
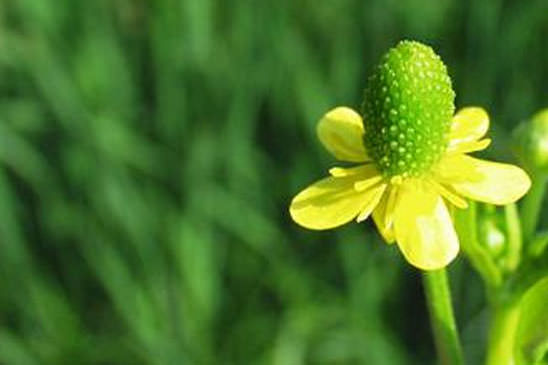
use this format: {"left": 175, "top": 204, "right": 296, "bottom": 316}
{"left": 289, "top": 41, "right": 531, "bottom": 270}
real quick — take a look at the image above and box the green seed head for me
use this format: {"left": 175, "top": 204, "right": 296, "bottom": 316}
{"left": 361, "top": 40, "right": 455, "bottom": 177}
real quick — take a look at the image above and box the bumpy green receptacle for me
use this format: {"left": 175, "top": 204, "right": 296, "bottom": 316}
{"left": 361, "top": 40, "right": 455, "bottom": 177}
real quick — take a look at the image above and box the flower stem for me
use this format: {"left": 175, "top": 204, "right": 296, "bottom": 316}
{"left": 503, "top": 203, "right": 522, "bottom": 272}
{"left": 422, "top": 269, "right": 464, "bottom": 365}
{"left": 485, "top": 301, "right": 521, "bottom": 365}
{"left": 521, "top": 173, "right": 547, "bottom": 243}
{"left": 454, "top": 202, "right": 501, "bottom": 290}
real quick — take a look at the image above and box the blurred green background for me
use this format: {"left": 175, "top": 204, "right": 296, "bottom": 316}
{"left": 0, "top": 0, "right": 546, "bottom": 364}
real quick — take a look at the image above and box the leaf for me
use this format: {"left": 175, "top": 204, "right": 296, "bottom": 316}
{"left": 529, "top": 231, "right": 548, "bottom": 258}
{"left": 0, "top": 330, "right": 39, "bottom": 365}
{"left": 515, "top": 277, "right": 548, "bottom": 364}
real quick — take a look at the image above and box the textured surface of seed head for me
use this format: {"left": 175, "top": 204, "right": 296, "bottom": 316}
{"left": 361, "top": 40, "right": 455, "bottom": 177}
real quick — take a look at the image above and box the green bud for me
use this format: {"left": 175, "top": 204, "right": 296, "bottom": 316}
{"left": 512, "top": 109, "right": 548, "bottom": 175}
{"left": 361, "top": 40, "right": 455, "bottom": 177}
{"left": 479, "top": 218, "right": 506, "bottom": 258}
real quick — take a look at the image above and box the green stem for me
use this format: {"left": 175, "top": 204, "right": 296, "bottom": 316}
{"left": 485, "top": 301, "right": 521, "bottom": 365}
{"left": 423, "top": 269, "right": 464, "bottom": 365}
{"left": 521, "top": 173, "right": 547, "bottom": 244}
{"left": 454, "top": 202, "right": 501, "bottom": 290}
{"left": 503, "top": 203, "right": 522, "bottom": 272}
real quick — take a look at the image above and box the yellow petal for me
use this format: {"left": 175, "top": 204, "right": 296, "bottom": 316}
{"left": 290, "top": 172, "right": 383, "bottom": 230}
{"left": 372, "top": 187, "right": 396, "bottom": 244}
{"left": 440, "top": 155, "right": 531, "bottom": 205}
{"left": 394, "top": 180, "right": 459, "bottom": 270}
{"left": 449, "top": 107, "right": 489, "bottom": 152}
{"left": 448, "top": 138, "right": 491, "bottom": 154}
{"left": 317, "top": 107, "right": 370, "bottom": 162}
{"left": 356, "top": 184, "right": 387, "bottom": 222}
{"left": 435, "top": 154, "right": 482, "bottom": 183}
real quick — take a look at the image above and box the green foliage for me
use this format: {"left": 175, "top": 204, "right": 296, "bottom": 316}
{"left": 0, "top": 0, "right": 546, "bottom": 364}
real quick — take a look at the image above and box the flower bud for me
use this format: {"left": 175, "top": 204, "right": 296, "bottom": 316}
{"left": 512, "top": 109, "right": 548, "bottom": 175}
{"left": 478, "top": 206, "right": 506, "bottom": 258}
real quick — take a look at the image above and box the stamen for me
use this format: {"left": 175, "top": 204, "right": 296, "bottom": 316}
{"left": 384, "top": 185, "right": 399, "bottom": 228}
{"left": 428, "top": 179, "right": 468, "bottom": 209}
{"left": 354, "top": 175, "right": 385, "bottom": 191}
{"left": 356, "top": 184, "right": 387, "bottom": 222}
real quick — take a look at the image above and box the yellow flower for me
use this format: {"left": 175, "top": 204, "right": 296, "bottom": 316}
{"left": 289, "top": 106, "right": 531, "bottom": 270}
{"left": 290, "top": 41, "right": 532, "bottom": 270}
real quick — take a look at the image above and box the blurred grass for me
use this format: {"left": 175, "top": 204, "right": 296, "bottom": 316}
{"left": 0, "top": 0, "right": 546, "bottom": 364}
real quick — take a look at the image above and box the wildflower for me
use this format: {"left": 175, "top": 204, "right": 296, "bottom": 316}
{"left": 289, "top": 41, "right": 531, "bottom": 270}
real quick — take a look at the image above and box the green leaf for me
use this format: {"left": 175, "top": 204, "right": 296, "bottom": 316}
{"left": 529, "top": 231, "right": 548, "bottom": 258}
{"left": 0, "top": 330, "right": 39, "bottom": 365}
{"left": 515, "top": 277, "right": 548, "bottom": 364}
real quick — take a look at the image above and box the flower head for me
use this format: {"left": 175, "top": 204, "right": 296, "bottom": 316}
{"left": 289, "top": 40, "right": 531, "bottom": 270}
